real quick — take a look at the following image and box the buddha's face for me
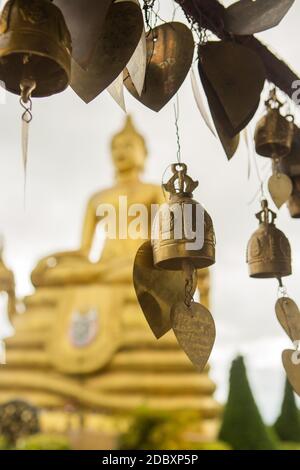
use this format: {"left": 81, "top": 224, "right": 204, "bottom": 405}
{"left": 111, "top": 135, "right": 146, "bottom": 172}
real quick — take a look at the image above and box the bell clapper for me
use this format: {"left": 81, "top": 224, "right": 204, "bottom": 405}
{"left": 19, "top": 78, "right": 36, "bottom": 201}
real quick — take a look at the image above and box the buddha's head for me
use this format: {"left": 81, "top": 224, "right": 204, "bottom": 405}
{"left": 111, "top": 116, "right": 147, "bottom": 174}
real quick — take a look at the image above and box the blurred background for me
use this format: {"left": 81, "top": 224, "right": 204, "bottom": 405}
{"left": 0, "top": 0, "right": 299, "bottom": 430}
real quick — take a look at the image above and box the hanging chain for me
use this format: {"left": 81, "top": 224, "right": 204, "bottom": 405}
{"left": 183, "top": 261, "right": 195, "bottom": 309}
{"left": 173, "top": 94, "right": 182, "bottom": 164}
{"left": 277, "top": 277, "right": 288, "bottom": 299}
{"left": 143, "top": 0, "right": 156, "bottom": 29}
{"left": 20, "top": 95, "right": 33, "bottom": 124}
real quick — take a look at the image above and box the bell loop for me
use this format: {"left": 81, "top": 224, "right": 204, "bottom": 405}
{"left": 20, "top": 77, "right": 36, "bottom": 104}
{"left": 255, "top": 199, "right": 277, "bottom": 226}
{"left": 265, "top": 88, "right": 283, "bottom": 111}
{"left": 163, "top": 163, "right": 199, "bottom": 198}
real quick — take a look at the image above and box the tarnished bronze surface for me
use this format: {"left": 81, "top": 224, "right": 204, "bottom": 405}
{"left": 247, "top": 199, "right": 292, "bottom": 278}
{"left": 268, "top": 173, "right": 293, "bottom": 209}
{"left": 0, "top": 0, "right": 71, "bottom": 97}
{"left": 225, "top": 0, "right": 295, "bottom": 36}
{"left": 198, "top": 61, "right": 239, "bottom": 160}
{"left": 152, "top": 164, "right": 215, "bottom": 271}
{"left": 255, "top": 109, "right": 294, "bottom": 159}
{"left": 133, "top": 241, "right": 197, "bottom": 339}
{"left": 282, "top": 349, "right": 300, "bottom": 396}
{"left": 71, "top": 1, "right": 143, "bottom": 103}
{"left": 277, "top": 125, "right": 300, "bottom": 177}
{"left": 288, "top": 189, "right": 300, "bottom": 218}
{"left": 55, "top": 0, "right": 113, "bottom": 69}
{"left": 275, "top": 297, "right": 300, "bottom": 342}
{"left": 124, "top": 22, "right": 194, "bottom": 112}
{"left": 199, "top": 41, "right": 265, "bottom": 137}
{"left": 171, "top": 301, "right": 215, "bottom": 371}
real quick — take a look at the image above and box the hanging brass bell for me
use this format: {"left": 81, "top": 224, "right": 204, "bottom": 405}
{"left": 0, "top": 0, "right": 72, "bottom": 97}
{"left": 276, "top": 125, "right": 300, "bottom": 177}
{"left": 288, "top": 192, "right": 300, "bottom": 219}
{"left": 255, "top": 90, "right": 294, "bottom": 159}
{"left": 247, "top": 199, "right": 292, "bottom": 278}
{"left": 287, "top": 176, "right": 300, "bottom": 218}
{"left": 152, "top": 164, "right": 216, "bottom": 271}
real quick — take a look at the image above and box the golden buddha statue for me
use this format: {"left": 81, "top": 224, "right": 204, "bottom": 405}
{"left": 0, "top": 116, "right": 220, "bottom": 444}
{"left": 32, "top": 116, "right": 164, "bottom": 287}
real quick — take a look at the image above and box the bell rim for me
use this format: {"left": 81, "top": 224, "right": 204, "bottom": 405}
{"left": 154, "top": 255, "right": 216, "bottom": 271}
{"left": 249, "top": 271, "right": 292, "bottom": 279}
{"left": 0, "top": 30, "right": 71, "bottom": 97}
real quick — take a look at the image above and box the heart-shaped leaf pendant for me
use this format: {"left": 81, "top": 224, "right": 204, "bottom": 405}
{"left": 198, "top": 61, "right": 240, "bottom": 160}
{"left": 225, "top": 0, "right": 295, "bottom": 36}
{"left": 282, "top": 349, "right": 300, "bottom": 396}
{"left": 275, "top": 297, "right": 300, "bottom": 342}
{"left": 133, "top": 242, "right": 197, "bottom": 339}
{"left": 55, "top": 0, "right": 113, "bottom": 69}
{"left": 199, "top": 41, "right": 265, "bottom": 137}
{"left": 71, "top": 1, "right": 143, "bottom": 103}
{"left": 124, "top": 22, "right": 194, "bottom": 112}
{"left": 268, "top": 173, "right": 293, "bottom": 209}
{"left": 171, "top": 301, "right": 216, "bottom": 371}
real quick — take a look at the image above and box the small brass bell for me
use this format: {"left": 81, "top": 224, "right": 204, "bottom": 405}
{"left": 276, "top": 125, "right": 300, "bottom": 177}
{"left": 255, "top": 90, "right": 294, "bottom": 159}
{"left": 288, "top": 176, "right": 300, "bottom": 218}
{"left": 247, "top": 199, "right": 292, "bottom": 279}
{"left": 288, "top": 192, "right": 300, "bottom": 219}
{"left": 152, "top": 163, "right": 215, "bottom": 271}
{"left": 0, "top": 0, "right": 72, "bottom": 97}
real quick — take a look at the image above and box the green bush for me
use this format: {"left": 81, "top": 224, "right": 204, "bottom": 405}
{"left": 279, "top": 441, "right": 300, "bottom": 450}
{"left": 219, "top": 356, "right": 278, "bottom": 450}
{"left": 274, "top": 379, "right": 300, "bottom": 442}
{"left": 0, "top": 435, "right": 9, "bottom": 450}
{"left": 119, "top": 408, "right": 204, "bottom": 450}
{"left": 16, "top": 434, "right": 71, "bottom": 450}
{"left": 193, "top": 441, "right": 231, "bottom": 450}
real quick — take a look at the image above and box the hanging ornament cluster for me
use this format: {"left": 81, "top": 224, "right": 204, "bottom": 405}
{"left": 254, "top": 87, "right": 300, "bottom": 219}
{"left": 246, "top": 197, "right": 300, "bottom": 396}
{"left": 133, "top": 163, "right": 216, "bottom": 371}
{"left": 250, "top": 86, "right": 300, "bottom": 395}
{"left": 0, "top": 0, "right": 296, "bottom": 171}
{"left": 275, "top": 124, "right": 300, "bottom": 219}
{"left": 255, "top": 89, "right": 294, "bottom": 210}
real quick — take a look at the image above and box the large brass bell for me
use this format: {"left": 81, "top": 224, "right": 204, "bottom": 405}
{"left": 152, "top": 163, "right": 216, "bottom": 271}
{"left": 0, "top": 0, "right": 72, "bottom": 97}
{"left": 255, "top": 90, "right": 294, "bottom": 159}
{"left": 247, "top": 199, "right": 292, "bottom": 279}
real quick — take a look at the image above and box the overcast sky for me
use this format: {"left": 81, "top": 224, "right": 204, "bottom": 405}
{"left": 0, "top": 0, "right": 300, "bottom": 423}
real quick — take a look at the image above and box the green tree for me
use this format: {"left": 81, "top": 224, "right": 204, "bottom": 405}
{"left": 274, "top": 378, "right": 300, "bottom": 443}
{"left": 219, "top": 356, "right": 277, "bottom": 450}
